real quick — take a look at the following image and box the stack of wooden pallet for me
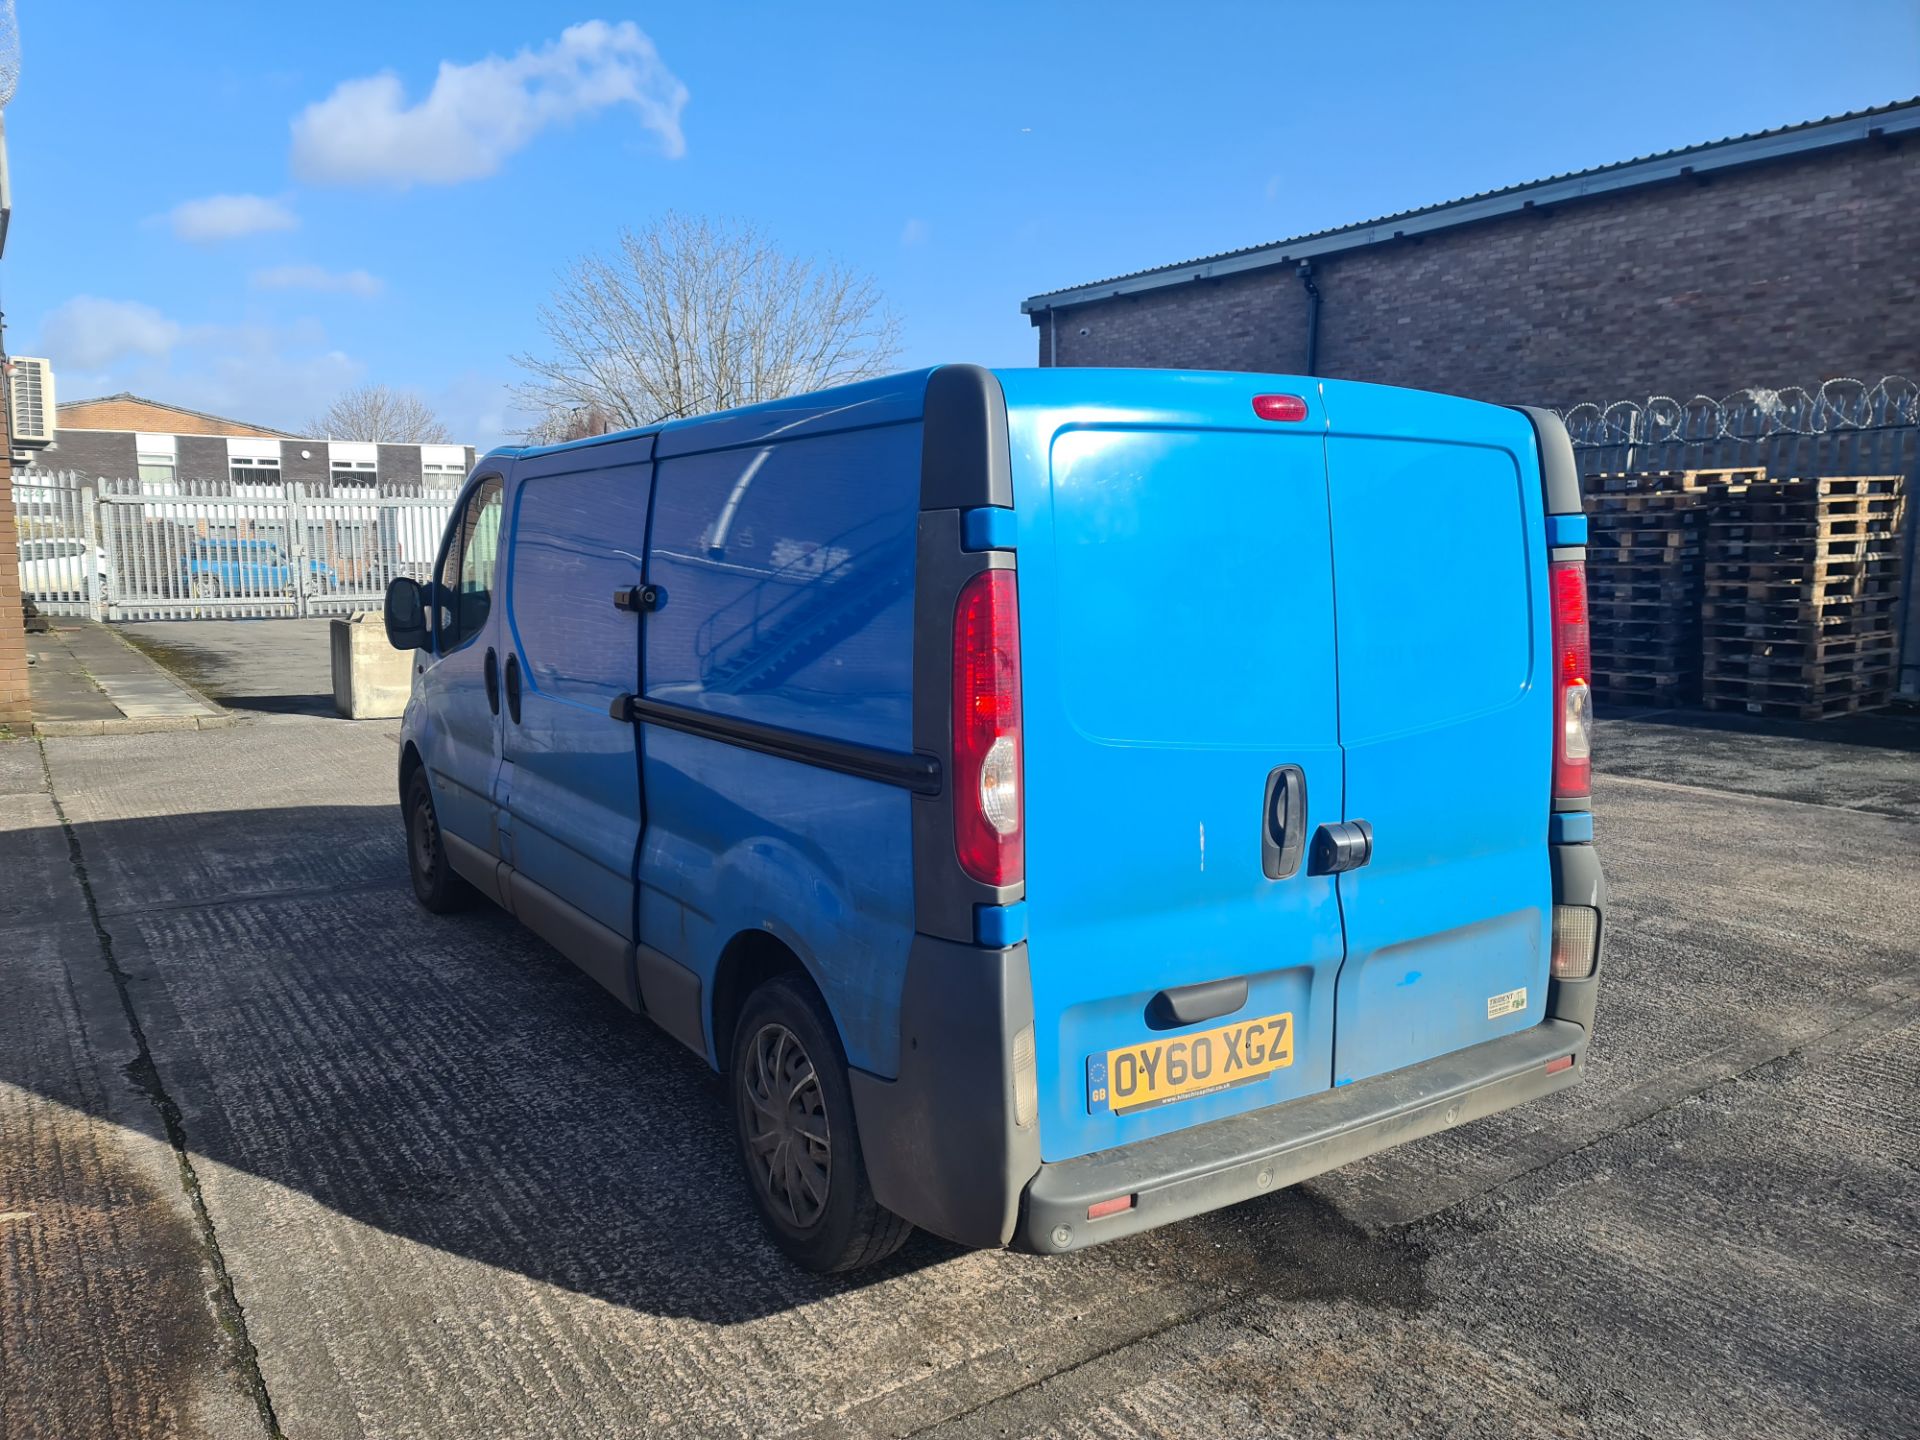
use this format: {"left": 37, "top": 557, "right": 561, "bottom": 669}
{"left": 1583, "top": 469, "right": 1761, "bottom": 707}
{"left": 1700, "top": 475, "right": 1907, "bottom": 719}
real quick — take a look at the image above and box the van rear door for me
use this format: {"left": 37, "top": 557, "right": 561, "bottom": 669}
{"left": 1319, "top": 383, "right": 1554, "bottom": 1085}
{"left": 1005, "top": 373, "right": 1346, "bottom": 1164}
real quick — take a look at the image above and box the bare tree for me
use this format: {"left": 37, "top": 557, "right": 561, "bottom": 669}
{"left": 308, "top": 384, "right": 452, "bottom": 443}
{"left": 512, "top": 212, "right": 902, "bottom": 433}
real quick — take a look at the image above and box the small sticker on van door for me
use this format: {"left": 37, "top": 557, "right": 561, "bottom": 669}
{"left": 1486, "top": 987, "right": 1527, "bottom": 1020}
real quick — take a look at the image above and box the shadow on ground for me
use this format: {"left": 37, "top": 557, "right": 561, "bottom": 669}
{"left": 3, "top": 799, "right": 1429, "bottom": 1332}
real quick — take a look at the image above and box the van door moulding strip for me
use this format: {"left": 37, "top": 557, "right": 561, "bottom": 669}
{"left": 627, "top": 698, "right": 943, "bottom": 794}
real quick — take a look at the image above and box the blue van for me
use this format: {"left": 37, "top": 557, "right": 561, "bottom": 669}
{"left": 383, "top": 366, "right": 1605, "bottom": 1272}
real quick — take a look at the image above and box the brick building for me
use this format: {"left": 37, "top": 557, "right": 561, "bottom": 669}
{"left": 1021, "top": 100, "right": 1920, "bottom": 409}
{"left": 27, "top": 394, "right": 476, "bottom": 494}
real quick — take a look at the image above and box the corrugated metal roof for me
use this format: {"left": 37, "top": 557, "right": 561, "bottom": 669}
{"left": 1022, "top": 97, "right": 1920, "bottom": 313}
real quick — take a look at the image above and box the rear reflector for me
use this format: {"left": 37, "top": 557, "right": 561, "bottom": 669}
{"left": 1549, "top": 557, "right": 1592, "bottom": 801}
{"left": 1252, "top": 393, "right": 1308, "bottom": 422}
{"left": 1545, "top": 1054, "right": 1575, "bottom": 1075}
{"left": 1087, "top": 1194, "right": 1136, "bottom": 1221}
{"left": 1551, "top": 904, "right": 1599, "bottom": 980}
{"left": 952, "top": 568, "right": 1024, "bottom": 887}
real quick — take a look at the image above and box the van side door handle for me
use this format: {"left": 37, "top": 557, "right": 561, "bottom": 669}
{"left": 503, "top": 653, "right": 522, "bottom": 724}
{"left": 483, "top": 647, "right": 500, "bottom": 716}
{"left": 1262, "top": 765, "right": 1307, "bottom": 880}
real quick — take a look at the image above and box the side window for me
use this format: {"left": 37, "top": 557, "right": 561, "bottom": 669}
{"left": 509, "top": 467, "right": 650, "bottom": 707}
{"left": 435, "top": 476, "right": 504, "bottom": 652}
{"left": 645, "top": 424, "right": 919, "bottom": 748}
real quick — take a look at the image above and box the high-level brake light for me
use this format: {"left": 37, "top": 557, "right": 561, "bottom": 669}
{"left": 1252, "top": 394, "right": 1308, "bottom": 422}
{"left": 1549, "top": 557, "right": 1592, "bottom": 800}
{"left": 952, "top": 568, "right": 1023, "bottom": 887}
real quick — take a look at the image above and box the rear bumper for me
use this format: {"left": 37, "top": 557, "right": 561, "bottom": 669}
{"left": 1016, "top": 1017, "right": 1586, "bottom": 1253}
{"left": 855, "top": 839, "right": 1604, "bottom": 1253}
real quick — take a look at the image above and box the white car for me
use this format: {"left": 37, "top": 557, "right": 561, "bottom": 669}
{"left": 18, "top": 537, "right": 109, "bottom": 601}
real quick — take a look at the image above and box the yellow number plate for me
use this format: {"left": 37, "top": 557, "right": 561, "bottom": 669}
{"left": 1087, "top": 1011, "right": 1294, "bottom": 1115}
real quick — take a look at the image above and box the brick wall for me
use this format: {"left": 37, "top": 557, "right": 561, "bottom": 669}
{"left": 177, "top": 435, "right": 228, "bottom": 484}
{"left": 24, "top": 429, "right": 138, "bottom": 481}
{"left": 377, "top": 443, "right": 424, "bottom": 488}
{"left": 281, "top": 440, "right": 327, "bottom": 490}
{"left": 56, "top": 397, "right": 289, "bottom": 438}
{"left": 1037, "top": 141, "right": 1920, "bottom": 408}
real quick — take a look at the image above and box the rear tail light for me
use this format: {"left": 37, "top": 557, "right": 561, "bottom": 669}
{"left": 1087, "top": 1194, "right": 1137, "bottom": 1221}
{"left": 1549, "top": 557, "right": 1592, "bottom": 801}
{"left": 952, "top": 568, "right": 1023, "bottom": 887}
{"left": 1551, "top": 904, "right": 1599, "bottom": 980}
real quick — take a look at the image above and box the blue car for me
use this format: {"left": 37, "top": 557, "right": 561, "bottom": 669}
{"left": 184, "top": 537, "right": 337, "bottom": 598}
{"left": 383, "top": 366, "right": 1605, "bottom": 1272}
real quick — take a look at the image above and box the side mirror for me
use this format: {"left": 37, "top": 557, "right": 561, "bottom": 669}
{"left": 384, "top": 576, "right": 430, "bottom": 652}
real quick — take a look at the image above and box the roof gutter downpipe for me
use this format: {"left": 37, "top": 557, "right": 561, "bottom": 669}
{"left": 1298, "top": 261, "right": 1321, "bottom": 376}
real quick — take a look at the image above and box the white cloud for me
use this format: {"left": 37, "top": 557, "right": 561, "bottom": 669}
{"left": 32, "top": 300, "right": 366, "bottom": 434}
{"left": 251, "top": 264, "right": 385, "bottom": 297}
{"left": 167, "top": 193, "right": 300, "bottom": 242}
{"left": 290, "top": 20, "right": 688, "bottom": 187}
{"left": 39, "top": 297, "right": 184, "bottom": 370}
{"left": 900, "top": 218, "right": 930, "bottom": 247}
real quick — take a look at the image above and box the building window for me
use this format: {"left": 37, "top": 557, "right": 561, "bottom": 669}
{"left": 137, "top": 452, "right": 176, "bottom": 488}
{"left": 230, "top": 455, "right": 282, "bottom": 489}
{"left": 422, "top": 460, "right": 465, "bottom": 488}
{"left": 331, "top": 458, "right": 379, "bottom": 489}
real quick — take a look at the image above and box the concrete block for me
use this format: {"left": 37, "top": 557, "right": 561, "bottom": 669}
{"left": 331, "top": 612, "right": 415, "bottom": 720}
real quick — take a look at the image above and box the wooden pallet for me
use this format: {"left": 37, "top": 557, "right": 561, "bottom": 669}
{"left": 1702, "top": 690, "right": 1890, "bottom": 720}
{"left": 1704, "top": 557, "right": 1902, "bottom": 582}
{"left": 1700, "top": 629, "right": 1897, "bottom": 663}
{"left": 1704, "top": 650, "right": 1897, "bottom": 683}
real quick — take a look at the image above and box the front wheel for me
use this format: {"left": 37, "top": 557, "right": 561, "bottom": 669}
{"left": 404, "top": 768, "right": 475, "bottom": 913}
{"left": 731, "top": 975, "right": 913, "bottom": 1272}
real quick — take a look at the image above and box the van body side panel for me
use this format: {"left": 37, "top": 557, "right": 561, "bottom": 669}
{"left": 499, "top": 442, "right": 656, "bottom": 944}
{"left": 997, "top": 371, "right": 1347, "bottom": 1166}
{"left": 1318, "top": 384, "right": 1554, "bottom": 1084}
{"left": 639, "top": 420, "right": 922, "bottom": 1074}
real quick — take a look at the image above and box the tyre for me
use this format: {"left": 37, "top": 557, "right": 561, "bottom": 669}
{"left": 731, "top": 974, "right": 913, "bottom": 1272}
{"left": 404, "top": 768, "right": 476, "bottom": 914}
{"left": 192, "top": 573, "right": 222, "bottom": 600}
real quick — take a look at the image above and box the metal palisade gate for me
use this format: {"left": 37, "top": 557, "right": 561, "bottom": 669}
{"left": 15, "top": 470, "right": 458, "bottom": 621}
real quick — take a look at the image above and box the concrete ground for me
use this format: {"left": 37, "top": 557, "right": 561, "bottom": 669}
{"left": 19, "top": 622, "right": 228, "bottom": 734}
{"left": 119, "top": 620, "right": 337, "bottom": 719}
{"left": 2, "top": 626, "right": 1917, "bottom": 1439}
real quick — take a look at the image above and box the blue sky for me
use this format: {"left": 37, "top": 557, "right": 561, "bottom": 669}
{"left": 6, "top": 1, "right": 1916, "bottom": 446}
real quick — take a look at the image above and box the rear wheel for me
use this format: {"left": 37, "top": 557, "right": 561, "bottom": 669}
{"left": 405, "top": 768, "right": 475, "bottom": 913}
{"left": 191, "top": 574, "right": 222, "bottom": 600}
{"left": 730, "top": 974, "right": 912, "bottom": 1272}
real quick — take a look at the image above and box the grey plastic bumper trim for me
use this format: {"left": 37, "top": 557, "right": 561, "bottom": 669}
{"left": 1018, "top": 1019, "right": 1587, "bottom": 1254}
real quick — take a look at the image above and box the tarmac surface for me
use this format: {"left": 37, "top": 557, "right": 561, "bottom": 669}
{"left": 3, "top": 623, "right": 1917, "bottom": 1439}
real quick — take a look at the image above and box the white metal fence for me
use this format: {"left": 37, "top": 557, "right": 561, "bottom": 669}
{"left": 16, "top": 470, "right": 458, "bottom": 621}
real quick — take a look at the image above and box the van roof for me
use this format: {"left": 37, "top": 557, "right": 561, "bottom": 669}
{"left": 485, "top": 365, "right": 1524, "bottom": 468}
{"left": 488, "top": 366, "right": 946, "bottom": 463}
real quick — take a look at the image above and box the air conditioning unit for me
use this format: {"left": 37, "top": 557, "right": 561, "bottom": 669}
{"left": 8, "top": 355, "right": 53, "bottom": 447}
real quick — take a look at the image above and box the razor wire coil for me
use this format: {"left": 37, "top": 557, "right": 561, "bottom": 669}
{"left": 1558, "top": 376, "right": 1919, "bottom": 449}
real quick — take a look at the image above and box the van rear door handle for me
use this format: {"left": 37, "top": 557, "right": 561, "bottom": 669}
{"left": 1262, "top": 765, "right": 1306, "bottom": 880}
{"left": 1149, "top": 977, "right": 1249, "bottom": 1029}
{"left": 503, "top": 653, "right": 523, "bottom": 724}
